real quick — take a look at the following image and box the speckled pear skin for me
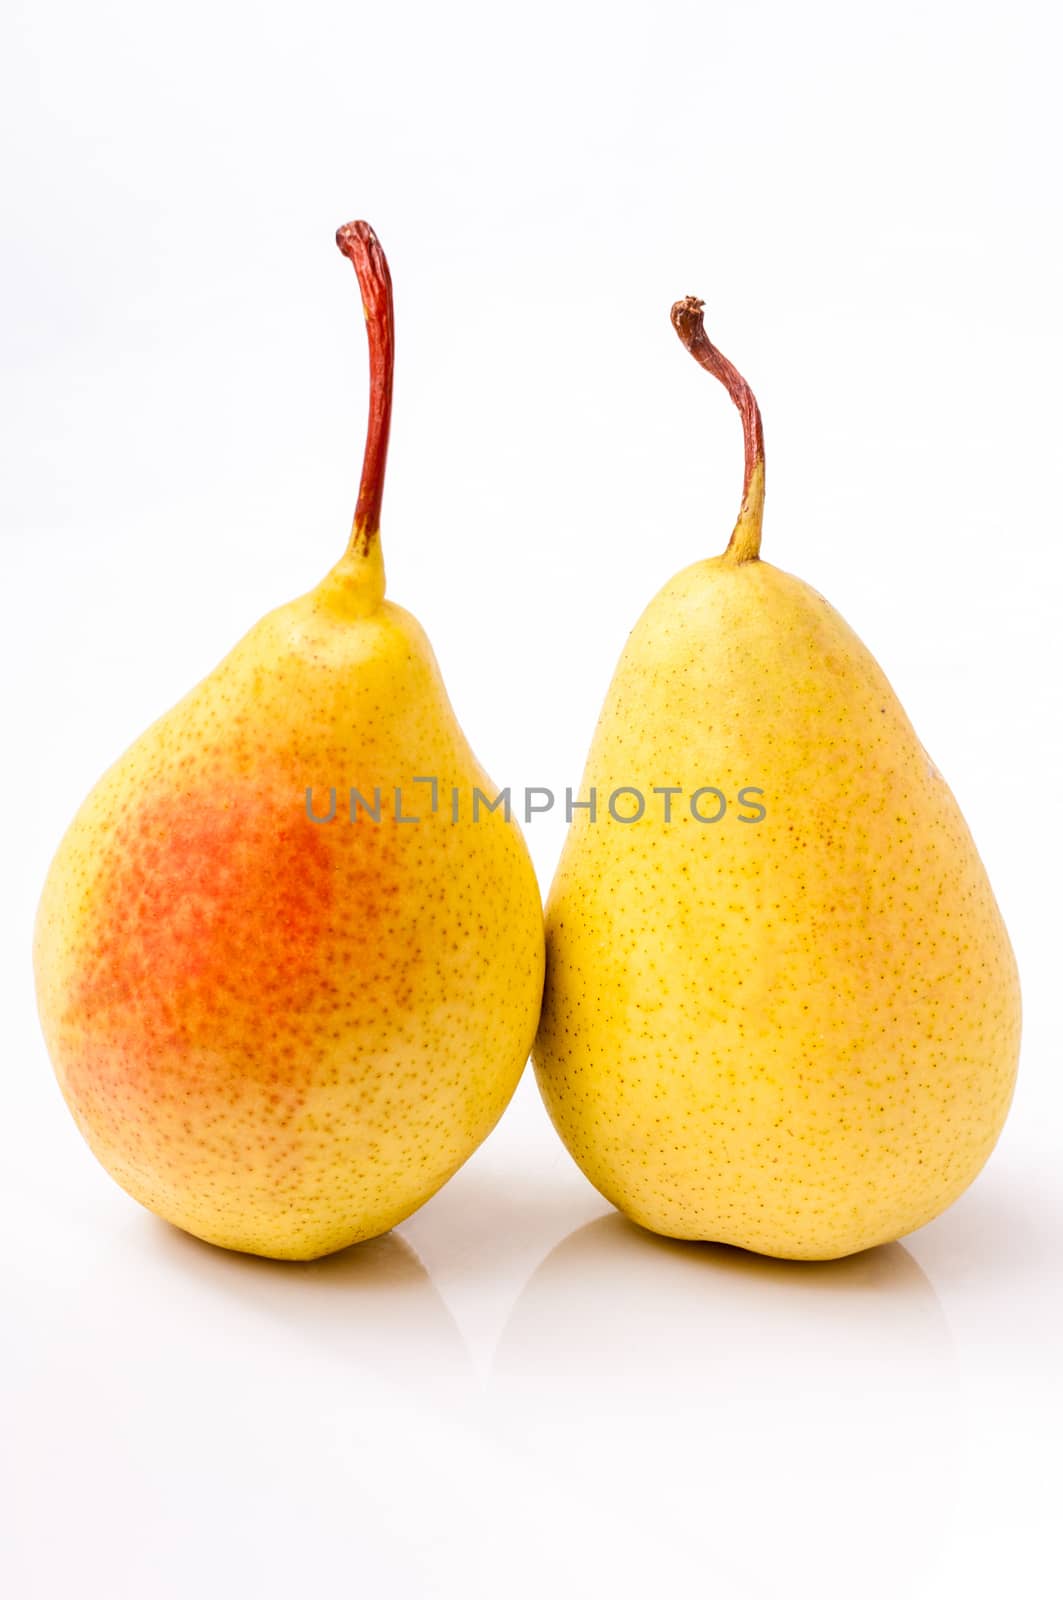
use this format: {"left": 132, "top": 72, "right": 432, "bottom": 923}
{"left": 34, "top": 548, "right": 545, "bottom": 1260}
{"left": 534, "top": 554, "right": 1020, "bottom": 1259}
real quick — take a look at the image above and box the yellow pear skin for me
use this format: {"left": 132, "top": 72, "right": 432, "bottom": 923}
{"left": 533, "top": 297, "right": 1019, "bottom": 1260}
{"left": 34, "top": 224, "right": 544, "bottom": 1260}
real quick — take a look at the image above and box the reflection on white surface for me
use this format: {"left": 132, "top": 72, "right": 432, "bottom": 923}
{"left": 2, "top": 1114, "right": 1061, "bottom": 1600}
{"left": 3, "top": 1072, "right": 1061, "bottom": 1600}
{"left": 5, "top": 1211, "right": 472, "bottom": 1598}
{"left": 494, "top": 1216, "right": 959, "bottom": 1599}
{"left": 151, "top": 1219, "right": 471, "bottom": 1379}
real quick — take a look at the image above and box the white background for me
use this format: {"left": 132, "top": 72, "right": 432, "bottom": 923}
{"left": 2, "top": 2, "right": 1061, "bottom": 1596}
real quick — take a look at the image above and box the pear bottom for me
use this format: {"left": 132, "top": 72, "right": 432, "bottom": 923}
{"left": 535, "top": 948, "right": 1017, "bottom": 1263}
{"left": 532, "top": 1051, "right": 1012, "bottom": 1262}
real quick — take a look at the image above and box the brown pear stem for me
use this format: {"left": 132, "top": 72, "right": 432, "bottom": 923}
{"left": 336, "top": 221, "right": 394, "bottom": 555}
{"left": 671, "top": 296, "right": 765, "bottom": 562}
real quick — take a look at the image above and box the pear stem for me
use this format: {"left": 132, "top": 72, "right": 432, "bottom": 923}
{"left": 671, "top": 296, "right": 765, "bottom": 563}
{"left": 336, "top": 221, "right": 394, "bottom": 556}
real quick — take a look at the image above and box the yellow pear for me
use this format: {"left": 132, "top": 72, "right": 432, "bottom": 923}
{"left": 35, "top": 222, "right": 544, "bottom": 1260}
{"left": 534, "top": 294, "right": 1020, "bottom": 1260}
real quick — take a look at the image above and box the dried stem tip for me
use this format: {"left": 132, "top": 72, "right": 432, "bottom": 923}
{"left": 336, "top": 221, "right": 395, "bottom": 553}
{"left": 671, "top": 295, "right": 765, "bottom": 563}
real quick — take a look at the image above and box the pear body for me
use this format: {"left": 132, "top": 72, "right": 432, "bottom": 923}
{"left": 534, "top": 556, "right": 1019, "bottom": 1259}
{"left": 36, "top": 557, "right": 544, "bottom": 1259}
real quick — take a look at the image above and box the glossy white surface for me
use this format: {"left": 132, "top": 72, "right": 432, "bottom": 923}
{"left": 4, "top": 1078, "right": 1063, "bottom": 1599}
{"left": 3, "top": 1, "right": 1061, "bottom": 1595}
